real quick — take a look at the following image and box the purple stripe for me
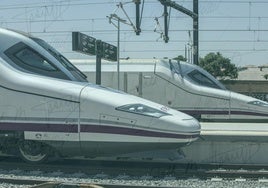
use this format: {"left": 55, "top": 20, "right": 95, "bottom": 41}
{"left": 0, "top": 123, "right": 78, "bottom": 133}
{"left": 182, "top": 110, "right": 229, "bottom": 115}
{"left": 182, "top": 110, "right": 268, "bottom": 117}
{"left": 0, "top": 122, "right": 199, "bottom": 139}
{"left": 231, "top": 111, "right": 268, "bottom": 117}
{"left": 80, "top": 124, "right": 199, "bottom": 139}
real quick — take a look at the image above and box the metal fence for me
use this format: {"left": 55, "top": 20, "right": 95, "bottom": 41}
{"left": 241, "top": 92, "right": 268, "bottom": 102}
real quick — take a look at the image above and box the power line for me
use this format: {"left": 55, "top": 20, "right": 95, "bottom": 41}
{"left": 47, "top": 40, "right": 268, "bottom": 44}
{"left": 62, "top": 48, "right": 268, "bottom": 53}
{"left": 28, "top": 29, "right": 268, "bottom": 34}
{"left": 1, "top": 1, "right": 268, "bottom": 10}
{"left": 0, "top": 1, "right": 115, "bottom": 10}
{"left": 2, "top": 15, "right": 268, "bottom": 25}
{"left": 2, "top": 1, "right": 268, "bottom": 64}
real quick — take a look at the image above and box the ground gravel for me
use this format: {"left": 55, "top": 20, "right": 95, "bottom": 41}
{"left": 1, "top": 173, "right": 268, "bottom": 188}
{"left": 0, "top": 168, "right": 268, "bottom": 188}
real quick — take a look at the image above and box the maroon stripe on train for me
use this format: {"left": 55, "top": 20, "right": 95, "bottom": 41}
{"left": 80, "top": 124, "right": 199, "bottom": 139}
{"left": 181, "top": 110, "right": 268, "bottom": 117}
{"left": 0, "top": 122, "right": 199, "bottom": 139}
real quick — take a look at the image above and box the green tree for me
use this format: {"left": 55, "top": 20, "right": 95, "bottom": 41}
{"left": 264, "top": 74, "right": 268, "bottom": 80}
{"left": 199, "top": 52, "right": 238, "bottom": 80}
{"left": 173, "top": 55, "right": 187, "bottom": 62}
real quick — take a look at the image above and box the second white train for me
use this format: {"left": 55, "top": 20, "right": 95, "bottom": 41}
{"left": 74, "top": 59, "right": 268, "bottom": 123}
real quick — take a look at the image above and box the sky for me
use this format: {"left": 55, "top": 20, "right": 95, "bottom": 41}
{"left": 0, "top": 0, "right": 268, "bottom": 67}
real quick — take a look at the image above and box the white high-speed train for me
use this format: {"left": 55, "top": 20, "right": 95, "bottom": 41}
{"left": 0, "top": 28, "right": 200, "bottom": 163}
{"left": 74, "top": 59, "right": 268, "bottom": 123}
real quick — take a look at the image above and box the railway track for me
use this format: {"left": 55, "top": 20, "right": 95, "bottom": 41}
{"left": 0, "top": 156, "right": 268, "bottom": 187}
{"left": 0, "top": 177, "right": 181, "bottom": 188}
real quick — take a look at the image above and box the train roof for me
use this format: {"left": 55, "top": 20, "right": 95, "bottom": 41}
{"left": 71, "top": 59, "right": 159, "bottom": 72}
{"left": 72, "top": 58, "right": 227, "bottom": 90}
{"left": 0, "top": 28, "right": 88, "bottom": 82}
{"left": 71, "top": 58, "right": 208, "bottom": 75}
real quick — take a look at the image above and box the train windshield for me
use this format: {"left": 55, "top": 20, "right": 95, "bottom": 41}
{"left": 32, "top": 38, "right": 88, "bottom": 82}
{"left": 187, "top": 70, "right": 225, "bottom": 89}
{"left": 169, "top": 60, "right": 226, "bottom": 90}
{"left": 248, "top": 100, "right": 268, "bottom": 107}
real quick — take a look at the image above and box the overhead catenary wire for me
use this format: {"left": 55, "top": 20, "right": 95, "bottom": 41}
{"left": 27, "top": 29, "right": 268, "bottom": 34}
{"left": 1, "top": 1, "right": 268, "bottom": 10}
{"left": 61, "top": 48, "right": 268, "bottom": 53}
{"left": 47, "top": 40, "right": 268, "bottom": 44}
{"left": 117, "top": 2, "right": 138, "bottom": 33}
{"left": 2, "top": 0, "right": 268, "bottom": 63}
{"left": 3, "top": 16, "right": 268, "bottom": 24}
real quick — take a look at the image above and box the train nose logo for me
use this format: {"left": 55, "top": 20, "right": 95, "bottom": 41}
{"left": 35, "top": 133, "right": 42, "bottom": 139}
{"left": 161, "top": 106, "right": 169, "bottom": 112}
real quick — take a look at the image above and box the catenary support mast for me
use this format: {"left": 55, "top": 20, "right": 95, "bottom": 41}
{"left": 158, "top": 0, "right": 199, "bottom": 65}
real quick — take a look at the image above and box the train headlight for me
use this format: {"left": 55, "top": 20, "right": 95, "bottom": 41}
{"left": 248, "top": 100, "right": 268, "bottom": 107}
{"left": 116, "top": 104, "right": 170, "bottom": 118}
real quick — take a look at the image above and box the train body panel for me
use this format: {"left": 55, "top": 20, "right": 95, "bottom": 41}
{"left": 74, "top": 59, "right": 268, "bottom": 123}
{"left": 0, "top": 28, "right": 200, "bottom": 163}
{"left": 78, "top": 84, "right": 199, "bottom": 157}
{"left": 0, "top": 56, "right": 84, "bottom": 156}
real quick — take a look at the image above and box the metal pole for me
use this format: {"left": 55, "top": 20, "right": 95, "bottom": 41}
{"left": 158, "top": 0, "right": 199, "bottom": 64}
{"left": 108, "top": 14, "right": 126, "bottom": 90}
{"left": 135, "top": 0, "right": 141, "bottom": 35}
{"left": 96, "top": 40, "right": 102, "bottom": 85}
{"left": 96, "top": 54, "right": 102, "bottom": 85}
{"left": 117, "top": 19, "right": 120, "bottom": 90}
{"left": 164, "top": 4, "right": 169, "bottom": 43}
{"left": 193, "top": 0, "right": 199, "bottom": 65}
{"left": 185, "top": 45, "right": 187, "bottom": 62}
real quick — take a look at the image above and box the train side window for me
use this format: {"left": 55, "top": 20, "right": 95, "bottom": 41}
{"left": 188, "top": 70, "right": 221, "bottom": 89}
{"left": 15, "top": 48, "right": 57, "bottom": 71}
{"left": 4, "top": 42, "right": 70, "bottom": 80}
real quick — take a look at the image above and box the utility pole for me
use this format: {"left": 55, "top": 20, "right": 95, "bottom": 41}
{"left": 108, "top": 14, "right": 127, "bottom": 90}
{"left": 158, "top": 0, "right": 199, "bottom": 65}
{"left": 108, "top": 1, "right": 145, "bottom": 88}
{"left": 95, "top": 40, "right": 102, "bottom": 85}
{"left": 134, "top": 0, "right": 141, "bottom": 35}
{"left": 193, "top": 0, "right": 199, "bottom": 66}
{"left": 163, "top": 4, "right": 169, "bottom": 43}
{"left": 117, "top": 18, "right": 120, "bottom": 90}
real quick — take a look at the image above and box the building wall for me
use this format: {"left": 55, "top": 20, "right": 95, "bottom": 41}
{"left": 222, "top": 80, "right": 268, "bottom": 101}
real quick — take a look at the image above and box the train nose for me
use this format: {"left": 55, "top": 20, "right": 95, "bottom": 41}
{"left": 182, "top": 118, "right": 201, "bottom": 133}
{"left": 163, "top": 115, "right": 201, "bottom": 133}
{"left": 151, "top": 111, "right": 200, "bottom": 135}
{"left": 169, "top": 116, "right": 200, "bottom": 142}
{"left": 154, "top": 115, "right": 200, "bottom": 143}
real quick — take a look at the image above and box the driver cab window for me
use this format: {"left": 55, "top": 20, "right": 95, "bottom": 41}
{"left": 4, "top": 42, "right": 70, "bottom": 80}
{"left": 188, "top": 70, "right": 221, "bottom": 89}
{"left": 15, "top": 48, "right": 57, "bottom": 71}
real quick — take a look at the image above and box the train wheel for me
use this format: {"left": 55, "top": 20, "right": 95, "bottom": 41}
{"left": 18, "top": 140, "right": 50, "bottom": 164}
